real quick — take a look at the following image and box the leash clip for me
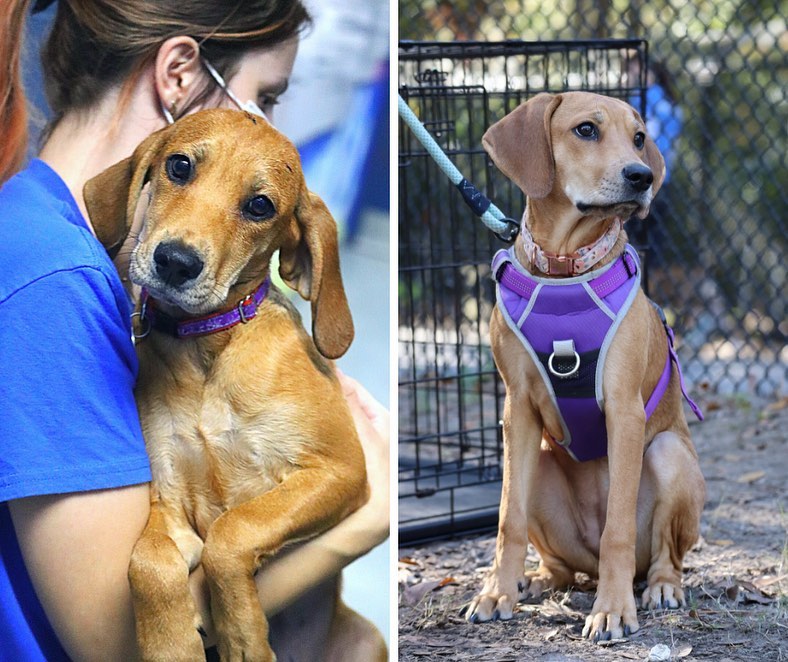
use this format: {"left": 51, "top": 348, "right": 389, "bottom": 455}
{"left": 494, "top": 218, "right": 520, "bottom": 244}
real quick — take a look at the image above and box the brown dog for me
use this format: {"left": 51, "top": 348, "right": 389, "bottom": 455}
{"left": 465, "top": 92, "right": 705, "bottom": 641}
{"left": 84, "top": 109, "right": 385, "bottom": 661}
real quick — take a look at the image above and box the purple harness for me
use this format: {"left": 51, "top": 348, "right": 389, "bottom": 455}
{"left": 492, "top": 245, "right": 703, "bottom": 462}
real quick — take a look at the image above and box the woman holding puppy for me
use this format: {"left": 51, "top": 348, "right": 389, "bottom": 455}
{"left": 0, "top": 1, "right": 389, "bottom": 659}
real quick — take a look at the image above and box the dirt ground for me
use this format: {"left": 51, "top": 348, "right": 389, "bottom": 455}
{"left": 399, "top": 395, "right": 788, "bottom": 661}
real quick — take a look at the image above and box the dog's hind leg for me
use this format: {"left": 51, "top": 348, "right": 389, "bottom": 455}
{"left": 639, "top": 431, "right": 705, "bottom": 610}
{"left": 520, "top": 447, "right": 596, "bottom": 599}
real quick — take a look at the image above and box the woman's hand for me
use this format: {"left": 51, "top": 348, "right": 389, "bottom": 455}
{"left": 336, "top": 369, "right": 390, "bottom": 552}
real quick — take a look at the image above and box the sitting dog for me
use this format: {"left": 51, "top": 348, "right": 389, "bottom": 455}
{"left": 84, "top": 108, "right": 384, "bottom": 661}
{"left": 465, "top": 92, "right": 705, "bottom": 641}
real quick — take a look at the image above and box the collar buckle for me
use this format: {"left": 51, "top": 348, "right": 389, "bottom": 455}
{"left": 237, "top": 294, "right": 255, "bottom": 324}
{"left": 545, "top": 254, "right": 576, "bottom": 276}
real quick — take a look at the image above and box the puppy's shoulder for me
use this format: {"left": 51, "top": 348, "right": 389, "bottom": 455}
{"left": 262, "top": 285, "right": 335, "bottom": 381}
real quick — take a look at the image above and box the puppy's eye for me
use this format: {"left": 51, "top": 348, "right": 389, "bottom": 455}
{"left": 634, "top": 132, "right": 646, "bottom": 149}
{"left": 243, "top": 195, "right": 276, "bottom": 221}
{"left": 574, "top": 122, "right": 598, "bottom": 140}
{"left": 166, "top": 154, "right": 192, "bottom": 184}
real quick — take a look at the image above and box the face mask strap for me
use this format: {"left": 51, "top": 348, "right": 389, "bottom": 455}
{"left": 161, "top": 100, "right": 175, "bottom": 125}
{"left": 201, "top": 57, "right": 270, "bottom": 123}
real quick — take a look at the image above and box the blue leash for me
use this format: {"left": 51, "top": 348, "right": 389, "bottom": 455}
{"left": 398, "top": 95, "right": 520, "bottom": 242}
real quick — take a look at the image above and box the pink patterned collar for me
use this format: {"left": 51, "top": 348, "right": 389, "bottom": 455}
{"left": 520, "top": 216, "right": 623, "bottom": 276}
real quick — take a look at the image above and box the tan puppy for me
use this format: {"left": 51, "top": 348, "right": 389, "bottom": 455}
{"left": 465, "top": 92, "right": 705, "bottom": 641}
{"left": 84, "top": 109, "right": 385, "bottom": 661}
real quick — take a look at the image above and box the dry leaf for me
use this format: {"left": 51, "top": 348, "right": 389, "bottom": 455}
{"left": 676, "top": 645, "right": 693, "bottom": 658}
{"left": 544, "top": 627, "right": 559, "bottom": 641}
{"left": 753, "top": 574, "right": 786, "bottom": 589}
{"left": 709, "top": 538, "right": 735, "bottom": 546}
{"left": 402, "top": 580, "right": 442, "bottom": 605}
{"left": 736, "top": 470, "right": 765, "bottom": 483}
{"left": 739, "top": 581, "right": 775, "bottom": 605}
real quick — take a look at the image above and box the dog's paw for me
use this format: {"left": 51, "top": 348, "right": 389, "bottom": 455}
{"left": 216, "top": 634, "right": 276, "bottom": 662}
{"left": 465, "top": 591, "right": 516, "bottom": 623}
{"left": 138, "top": 628, "right": 205, "bottom": 662}
{"left": 642, "top": 581, "right": 685, "bottom": 610}
{"left": 213, "top": 606, "right": 274, "bottom": 662}
{"left": 581, "top": 591, "right": 639, "bottom": 642}
{"left": 465, "top": 574, "right": 524, "bottom": 623}
{"left": 521, "top": 568, "right": 568, "bottom": 599}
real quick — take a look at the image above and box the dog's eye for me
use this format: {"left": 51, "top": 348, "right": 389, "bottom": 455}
{"left": 634, "top": 132, "right": 646, "bottom": 149}
{"left": 574, "top": 122, "right": 598, "bottom": 140}
{"left": 166, "top": 154, "right": 192, "bottom": 184}
{"left": 243, "top": 195, "right": 276, "bottom": 221}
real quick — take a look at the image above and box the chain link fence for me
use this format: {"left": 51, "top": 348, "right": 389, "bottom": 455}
{"left": 398, "top": 4, "right": 785, "bottom": 541}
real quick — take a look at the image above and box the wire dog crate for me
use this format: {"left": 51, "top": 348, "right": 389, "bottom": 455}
{"left": 398, "top": 39, "right": 650, "bottom": 544}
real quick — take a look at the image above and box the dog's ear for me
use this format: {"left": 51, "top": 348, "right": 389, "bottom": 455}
{"left": 279, "top": 188, "right": 354, "bottom": 359}
{"left": 482, "top": 93, "right": 563, "bottom": 199}
{"left": 83, "top": 126, "right": 172, "bottom": 258}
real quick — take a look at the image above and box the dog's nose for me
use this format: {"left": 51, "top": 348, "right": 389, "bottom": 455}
{"left": 153, "top": 242, "right": 204, "bottom": 286}
{"left": 622, "top": 163, "right": 654, "bottom": 192}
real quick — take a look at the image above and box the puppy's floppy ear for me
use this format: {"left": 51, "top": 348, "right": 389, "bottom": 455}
{"left": 83, "top": 126, "right": 172, "bottom": 258}
{"left": 279, "top": 188, "right": 354, "bottom": 359}
{"left": 482, "top": 93, "right": 563, "bottom": 199}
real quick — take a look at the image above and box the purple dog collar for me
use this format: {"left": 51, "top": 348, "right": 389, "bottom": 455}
{"left": 137, "top": 276, "right": 271, "bottom": 339}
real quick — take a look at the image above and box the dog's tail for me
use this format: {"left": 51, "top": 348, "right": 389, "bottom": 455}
{"left": 0, "top": 0, "right": 32, "bottom": 185}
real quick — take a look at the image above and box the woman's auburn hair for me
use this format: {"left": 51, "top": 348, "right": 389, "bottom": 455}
{"left": 1, "top": 0, "right": 30, "bottom": 184}
{"left": 0, "top": 0, "right": 310, "bottom": 185}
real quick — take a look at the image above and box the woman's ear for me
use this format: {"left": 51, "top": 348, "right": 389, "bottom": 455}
{"left": 279, "top": 188, "right": 354, "bottom": 360}
{"left": 154, "top": 36, "right": 204, "bottom": 119}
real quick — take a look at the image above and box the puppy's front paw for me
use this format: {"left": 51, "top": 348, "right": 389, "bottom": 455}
{"left": 642, "top": 581, "right": 685, "bottom": 610}
{"left": 581, "top": 589, "right": 639, "bottom": 642}
{"left": 214, "top": 622, "right": 275, "bottom": 662}
{"left": 137, "top": 623, "right": 205, "bottom": 662}
{"left": 465, "top": 573, "right": 523, "bottom": 623}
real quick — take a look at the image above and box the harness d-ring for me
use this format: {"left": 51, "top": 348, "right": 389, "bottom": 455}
{"left": 548, "top": 339, "right": 580, "bottom": 379}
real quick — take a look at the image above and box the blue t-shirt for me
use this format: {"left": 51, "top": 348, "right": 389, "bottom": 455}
{"left": 0, "top": 159, "right": 151, "bottom": 661}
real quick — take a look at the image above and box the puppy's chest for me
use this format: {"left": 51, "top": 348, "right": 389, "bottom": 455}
{"left": 137, "top": 372, "right": 299, "bottom": 531}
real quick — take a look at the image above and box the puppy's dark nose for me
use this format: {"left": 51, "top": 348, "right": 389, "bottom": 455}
{"left": 153, "top": 242, "right": 204, "bottom": 287}
{"left": 622, "top": 163, "right": 654, "bottom": 192}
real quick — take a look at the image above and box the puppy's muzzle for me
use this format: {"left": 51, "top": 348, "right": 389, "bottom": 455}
{"left": 622, "top": 163, "right": 654, "bottom": 193}
{"left": 153, "top": 241, "right": 204, "bottom": 287}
